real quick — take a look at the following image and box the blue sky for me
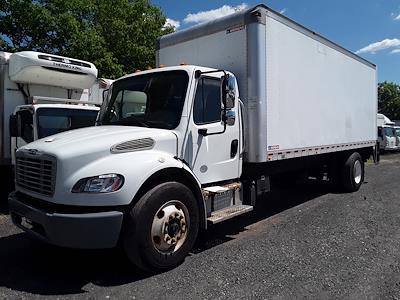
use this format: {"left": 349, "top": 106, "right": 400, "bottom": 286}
{"left": 152, "top": 0, "right": 400, "bottom": 84}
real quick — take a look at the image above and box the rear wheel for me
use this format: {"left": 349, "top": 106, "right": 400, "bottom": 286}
{"left": 341, "top": 152, "right": 364, "bottom": 192}
{"left": 123, "top": 182, "right": 199, "bottom": 272}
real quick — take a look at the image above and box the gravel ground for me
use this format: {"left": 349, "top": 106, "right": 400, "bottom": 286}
{"left": 0, "top": 154, "right": 400, "bottom": 299}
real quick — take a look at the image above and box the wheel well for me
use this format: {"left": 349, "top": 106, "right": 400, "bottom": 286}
{"left": 130, "top": 167, "right": 206, "bottom": 229}
{"left": 358, "top": 147, "right": 374, "bottom": 162}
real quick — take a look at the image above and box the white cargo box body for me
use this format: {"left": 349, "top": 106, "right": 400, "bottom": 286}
{"left": 157, "top": 4, "right": 377, "bottom": 163}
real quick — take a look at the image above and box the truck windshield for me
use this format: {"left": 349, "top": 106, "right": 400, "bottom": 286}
{"left": 396, "top": 128, "right": 400, "bottom": 137}
{"left": 384, "top": 127, "right": 395, "bottom": 137}
{"left": 98, "top": 70, "right": 189, "bottom": 129}
{"left": 37, "top": 108, "right": 98, "bottom": 139}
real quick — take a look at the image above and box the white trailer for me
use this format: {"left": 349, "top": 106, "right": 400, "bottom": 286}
{"left": 0, "top": 51, "right": 100, "bottom": 200}
{"left": 9, "top": 4, "right": 377, "bottom": 272}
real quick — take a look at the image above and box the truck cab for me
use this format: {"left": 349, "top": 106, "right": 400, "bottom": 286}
{"left": 96, "top": 66, "right": 242, "bottom": 184}
{"left": 9, "top": 65, "right": 244, "bottom": 269}
{"left": 10, "top": 103, "right": 100, "bottom": 165}
{"left": 377, "top": 114, "right": 397, "bottom": 152}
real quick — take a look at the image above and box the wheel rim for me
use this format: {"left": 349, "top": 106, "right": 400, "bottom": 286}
{"left": 353, "top": 160, "right": 362, "bottom": 184}
{"left": 151, "top": 200, "right": 189, "bottom": 254}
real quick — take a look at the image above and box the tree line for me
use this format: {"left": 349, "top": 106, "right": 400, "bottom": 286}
{"left": 0, "top": 0, "right": 173, "bottom": 78}
{"left": 378, "top": 82, "right": 400, "bottom": 121}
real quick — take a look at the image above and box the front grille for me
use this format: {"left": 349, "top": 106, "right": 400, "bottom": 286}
{"left": 15, "top": 152, "right": 56, "bottom": 197}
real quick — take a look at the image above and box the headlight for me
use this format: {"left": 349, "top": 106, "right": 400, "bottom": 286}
{"left": 72, "top": 174, "right": 124, "bottom": 193}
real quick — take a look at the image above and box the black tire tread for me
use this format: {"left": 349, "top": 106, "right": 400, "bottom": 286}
{"left": 341, "top": 152, "right": 364, "bottom": 192}
{"left": 123, "top": 181, "right": 199, "bottom": 273}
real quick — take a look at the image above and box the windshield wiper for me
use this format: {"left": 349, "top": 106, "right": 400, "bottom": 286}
{"left": 109, "top": 115, "right": 149, "bottom": 127}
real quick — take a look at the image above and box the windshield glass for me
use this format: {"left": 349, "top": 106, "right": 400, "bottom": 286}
{"left": 98, "top": 70, "right": 189, "bottom": 129}
{"left": 37, "top": 108, "right": 98, "bottom": 139}
{"left": 384, "top": 127, "right": 395, "bottom": 137}
{"left": 396, "top": 128, "right": 400, "bottom": 137}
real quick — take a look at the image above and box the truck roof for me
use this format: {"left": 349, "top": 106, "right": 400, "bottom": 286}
{"left": 0, "top": 52, "right": 12, "bottom": 60}
{"left": 157, "top": 4, "right": 375, "bottom": 70}
{"left": 16, "top": 103, "right": 100, "bottom": 111}
{"left": 118, "top": 65, "right": 220, "bottom": 81}
{"left": 377, "top": 113, "right": 395, "bottom": 126}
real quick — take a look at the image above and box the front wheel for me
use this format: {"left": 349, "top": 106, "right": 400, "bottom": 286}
{"left": 123, "top": 182, "right": 199, "bottom": 272}
{"left": 341, "top": 152, "right": 364, "bottom": 192}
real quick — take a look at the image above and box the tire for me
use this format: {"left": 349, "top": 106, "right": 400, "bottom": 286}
{"left": 123, "top": 182, "right": 199, "bottom": 272}
{"left": 341, "top": 152, "right": 364, "bottom": 192}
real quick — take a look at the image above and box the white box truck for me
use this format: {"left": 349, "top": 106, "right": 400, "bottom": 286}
{"left": 377, "top": 113, "right": 398, "bottom": 151}
{"left": 1, "top": 51, "right": 101, "bottom": 200}
{"left": 8, "top": 4, "right": 377, "bottom": 272}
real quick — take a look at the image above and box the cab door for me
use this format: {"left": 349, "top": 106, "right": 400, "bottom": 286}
{"left": 185, "top": 74, "right": 241, "bottom": 184}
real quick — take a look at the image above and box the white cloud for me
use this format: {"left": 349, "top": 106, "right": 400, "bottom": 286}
{"left": 279, "top": 8, "right": 287, "bottom": 15}
{"left": 355, "top": 38, "right": 400, "bottom": 54}
{"left": 391, "top": 49, "right": 400, "bottom": 54}
{"left": 184, "top": 3, "right": 248, "bottom": 25}
{"left": 164, "top": 18, "right": 180, "bottom": 30}
{"left": 391, "top": 12, "right": 400, "bottom": 20}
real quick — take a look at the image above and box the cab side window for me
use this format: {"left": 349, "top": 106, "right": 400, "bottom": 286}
{"left": 18, "top": 110, "right": 34, "bottom": 143}
{"left": 193, "top": 77, "right": 221, "bottom": 125}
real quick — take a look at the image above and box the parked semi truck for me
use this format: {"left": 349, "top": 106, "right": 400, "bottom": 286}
{"left": 0, "top": 51, "right": 100, "bottom": 200}
{"left": 377, "top": 113, "right": 398, "bottom": 152}
{"left": 395, "top": 126, "right": 400, "bottom": 147}
{"left": 10, "top": 77, "right": 114, "bottom": 164}
{"left": 9, "top": 4, "right": 377, "bottom": 272}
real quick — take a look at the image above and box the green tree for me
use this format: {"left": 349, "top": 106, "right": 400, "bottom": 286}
{"left": 0, "top": 0, "right": 173, "bottom": 78}
{"left": 378, "top": 81, "right": 400, "bottom": 120}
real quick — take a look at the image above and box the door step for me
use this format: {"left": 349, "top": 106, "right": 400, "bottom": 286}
{"left": 207, "top": 205, "right": 253, "bottom": 225}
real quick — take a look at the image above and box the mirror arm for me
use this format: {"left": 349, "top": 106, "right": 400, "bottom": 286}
{"left": 102, "top": 89, "right": 109, "bottom": 102}
{"left": 198, "top": 122, "right": 227, "bottom": 137}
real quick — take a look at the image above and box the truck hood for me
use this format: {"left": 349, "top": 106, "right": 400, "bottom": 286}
{"left": 19, "top": 125, "right": 178, "bottom": 160}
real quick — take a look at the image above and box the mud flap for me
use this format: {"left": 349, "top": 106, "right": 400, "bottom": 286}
{"left": 373, "top": 142, "right": 380, "bottom": 164}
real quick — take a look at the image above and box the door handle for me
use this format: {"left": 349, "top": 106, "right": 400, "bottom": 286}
{"left": 231, "top": 139, "right": 238, "bottom": 158}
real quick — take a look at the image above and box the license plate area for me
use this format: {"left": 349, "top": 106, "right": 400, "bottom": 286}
{"left": 11, "top": 212, "right": 46, "bottom": 237}
{"left": 21, "top": 217, "right": 34, "bottom": 230}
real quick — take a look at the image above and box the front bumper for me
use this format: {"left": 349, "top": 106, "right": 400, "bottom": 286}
{"left": 8, "top": 192, "right": 124, "bottom": 249}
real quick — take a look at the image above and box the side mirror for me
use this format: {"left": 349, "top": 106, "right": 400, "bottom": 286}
{"left": 224, "top": 110, "right": 236, "bottom": 126}
{"left": 223, "top": 75, "right": 236, "bottom": 109}
{"left": 9, "top": 114, "right": 20, "bottom": 137}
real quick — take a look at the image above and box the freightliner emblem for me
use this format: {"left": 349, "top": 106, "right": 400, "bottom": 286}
{"left": 27, "top": 149, "right": 39, "bottom": 155}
